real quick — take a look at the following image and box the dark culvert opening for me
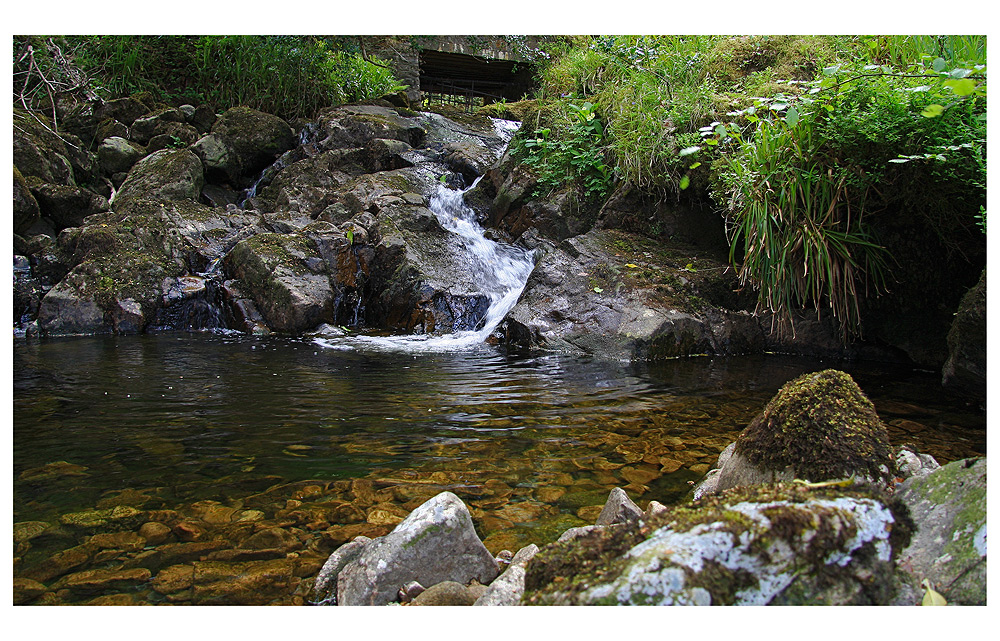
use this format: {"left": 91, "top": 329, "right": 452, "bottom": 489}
{"left": 419, "top": 49, "right": 537, "bottom": 111}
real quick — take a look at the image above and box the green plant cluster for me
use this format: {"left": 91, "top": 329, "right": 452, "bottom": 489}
{"left": 712, "top": 53, "right": 986, "bottom": 338}
{"left": 510, "top": 101, "right": 612, "bottom": 200}
{"left": 63, "top": 36, "right": 405, "bottom": 120}
{"left": 504, "top": 35, "right": 985, "bottom": 340}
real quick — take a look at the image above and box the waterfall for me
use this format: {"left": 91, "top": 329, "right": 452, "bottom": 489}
{"left": 315, "top": 179, "right": 535, "bottom": 353}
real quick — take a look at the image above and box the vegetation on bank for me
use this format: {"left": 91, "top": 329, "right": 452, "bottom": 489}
{"left": 497, "top": 35, "right": 986, "bottom": 339}
{"left": 13, "top": 35, "right": 404, "bottom": 121}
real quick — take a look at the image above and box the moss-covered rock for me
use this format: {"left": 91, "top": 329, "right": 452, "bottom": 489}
{"left": 115, "top": 148, "right": 205, "bottom": 208}
{"left": 895, "top": 457, "right": 986, "bottom": 605}
{"left": 13, "top": 166, "right": 41, "bottom": 235}
{"left": 713, "top": 370, "right": 895, "bottom": 492}
{"left": 942, "top": 269, "right": 986, "bottom": 397}
{"left": 210, "top": 106, "right": 296, "bottom": 181}
{"left": 524, "top": 483, "right": 913, "bottom": 605}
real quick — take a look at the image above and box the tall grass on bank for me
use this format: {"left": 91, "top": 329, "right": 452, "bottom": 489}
{"left": 69, "top": 36, "right": 404, "bottom": 120}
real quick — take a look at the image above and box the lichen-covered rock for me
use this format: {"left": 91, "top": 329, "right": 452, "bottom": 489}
{"left": 336, "top": 491, "right": 499, "bottom": 606}
{"left": 524, "top": 484, "right": 913, "bottom": 605}
{"left": 129, "top": 107, "right": 188, "bottom": 144}
{"left": 895, "top": 457, "right": 986, "bottom": 605}
{"left": 30, "top": 182, "right": 109, "bottom": 231}
{"left": 712, "top": 370, "right": 895, "bottom": 493}
{"left": 942, "top": 269, "right": 986, "bottom": 397}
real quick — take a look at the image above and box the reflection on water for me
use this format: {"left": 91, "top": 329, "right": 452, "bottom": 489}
{"left": 13, "top": 334, "right": 986, "bottom": 604}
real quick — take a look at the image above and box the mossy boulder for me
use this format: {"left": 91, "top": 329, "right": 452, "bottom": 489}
{"left": 30, "top": 182, "right": 109, "bottom": 231}
{"left": 14, "top": 110, "right": 80, "bottom": 186}
{"left": 130, "top": 107, "right": 188, "bottom": 144}
{"left": 712, "top": 370, "right": 895, "bottom": 492}
{"left": 524, "top": 483, "right": 913, "bottom": 605}
{"left": 97, "top": 136, "right": 146, "bottom": 176}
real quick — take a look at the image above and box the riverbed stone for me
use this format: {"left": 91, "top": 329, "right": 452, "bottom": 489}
{"left": 410, "top": 580, "right": 478, "bottom": 606}
{"left": 115, "top": 148, "right": 205, "bottom": 207}
{"left": 595, "top": 487, "right": 643, "bottom": 526}
{"left": 713, "top": 370, "right": 895, "bottom": 494}
{"left": 336, "top": 491, "right": 499, "bottom": 606}
{"left": 51, "top": 567, "right": 152, "bottom": 595}
{"left": 474, "top": 543, "right": 539, "bottom": 606}
{"left": 210, "top": 106, "right": 297, "bottom": 181}
{"left": 98, "top": 136, "right": 146, "bottom": 175}
{"left": 13, "top": 578, "right": 49, "bottom": 604}
{"left": 895, "top": 457, "right": 986, "bottom": 605}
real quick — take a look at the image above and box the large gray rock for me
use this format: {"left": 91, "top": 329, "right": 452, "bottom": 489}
{"left": 499, "top": 229, "right": 762, "bottom": 360}
{"left": 524, "top": 485, "right": 912, "bottom": 605}
{"left": 336, "top": 491, "right": 499, "bottom": 606}
{"left": 474, "top": 544, "right": 538, "bottom": 606}
{"left": 895, "top": 458, "right": 986, "bottom": 605}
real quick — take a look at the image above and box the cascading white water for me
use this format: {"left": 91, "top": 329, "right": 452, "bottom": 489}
{"left": 315, "top": 178, "right": 535, "bottom": 353}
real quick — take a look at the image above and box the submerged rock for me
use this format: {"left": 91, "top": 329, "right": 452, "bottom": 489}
{"left": 334, "top": 491, "right": 499, "bottom": 605}
{"left": 711, "top": 370, "right": 895, "bottom": 493}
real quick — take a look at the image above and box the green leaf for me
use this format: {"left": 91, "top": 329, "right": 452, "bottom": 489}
{"left": 932, "top": 57, "right": 947, "bottom": 72}
{"left": 944, "top": 78, "right": 977, "bottom": 96}
{"left": 688, "top": 161, "right": 702, "bottom": 170}
{"left": 888, "top": 158, "right": 911, "bottom": 163}
{"left": 921, "top": 104, "right": 945, "bottom": 118}
{"left": 785, "top": 106, "right": 799, "bottom": 127}
{"left": 593, "top": 286, "right": 603, "bottom": 293}
{"left": 679, "top": 146, "right": 701, "bottom": 157}
{"left": 679, "top": 175, "right": 690, "bottom": 190}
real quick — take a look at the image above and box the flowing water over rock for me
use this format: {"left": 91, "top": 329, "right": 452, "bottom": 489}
{"left": 13, "top": 335, "right": 985, "bottom": 604}
{"left": 315, "top": 179, "right": 535, "bottom": 353}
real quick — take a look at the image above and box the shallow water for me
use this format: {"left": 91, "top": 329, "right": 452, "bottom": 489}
{"left": 12, "top": 333, "right": 986, "bottom": 603}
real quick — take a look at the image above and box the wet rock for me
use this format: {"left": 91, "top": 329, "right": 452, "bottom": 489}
{"left": 525, "top": 484, "right": 913, "bottom": 605}
{"left": 18, "top": 460, "right": 89, "bottom": 482}
{"left": 123, "top": 540, "right": 229, "bottom": 573}
{"left": 151, "top": 563, "right": 194, "bottom": 597}
{"left": 241, "top": 527, "right": 302, "bottom": 552}
{"left": 22, "top": 544, "right": 93, "bottom": 583}
{"left": 942, "top": 269, "right": 986, "bottom": 397}
{"left": 14, "top": 521, "right": 53, "bottom": 545}
{"left": 895, "top": 447, "right": 940, "bottom": 481}
{"left": 336, "top": 491, "right": 499, "bottom": 605}
{"left": 86, "top": 531, "right": 146, "bottom": 553}
{"left": 138, "top": 522, "right": 173, "bottom": 546}
{"left": 223, "top": 231, "right": 335, "bottom": 333}
{"left": 14, "top": 166, "right": 41, "bottom": 235}
{"left": 190, "top": 558, "right": 298, "bottom": 605}
{"left": 311, "top": 535, "right": 371, "bottom": 605}
{"left": 13, "top": 578, "right": 48, "bottom": 604}
{"left": 59, "top": 506, "right": 145, "bottom": 533}
{"left": 51, "top": 567, "right": 152, "bottom": 595}
{"left": 474, "top": 544, "right": 539, "bottom": 606}
{"left": 411, "top": 580, "right": 478, "bottom": 605}
{"left": 895, "top": 458, "right": 986, "bottom": 605}
{"left": 498, "top": 229, "right": 762, "bottom": 360}
{"left": 712, "top": 370, "right": 895, "bottom": 494}
{"left": 172, "top": 521, "right": 207, "bottom": 542}
{"left": 595, "top": 487, "right": 643, "bottom": 526}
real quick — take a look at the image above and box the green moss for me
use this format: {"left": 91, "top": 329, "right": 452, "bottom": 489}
{"left": 734, "top": 370, "right": 895, "bottom": 485}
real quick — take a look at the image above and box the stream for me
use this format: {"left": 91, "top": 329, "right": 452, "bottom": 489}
{"left": 14, "top": 334, "right": 986, "bottom": 604}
